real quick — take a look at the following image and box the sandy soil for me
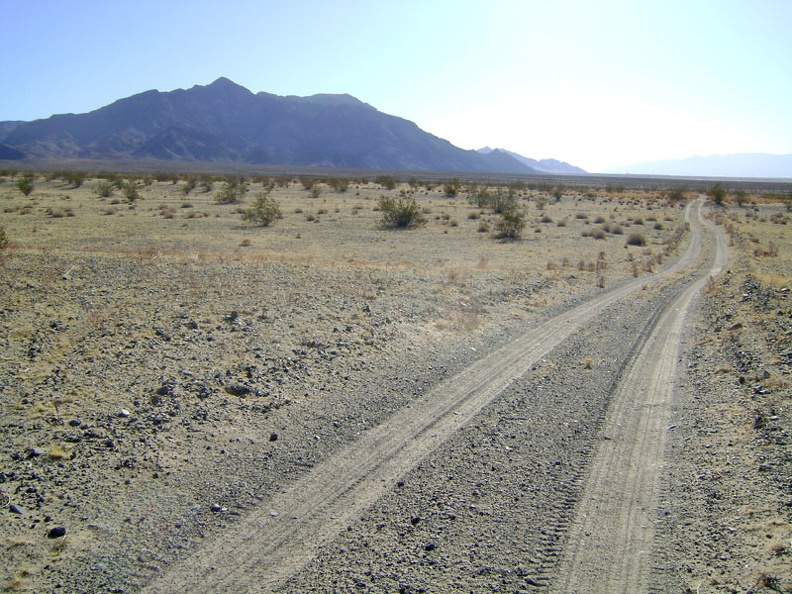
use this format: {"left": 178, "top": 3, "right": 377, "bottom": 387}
{"left": 1, "top": 173, "right": 790, "bottom": 593}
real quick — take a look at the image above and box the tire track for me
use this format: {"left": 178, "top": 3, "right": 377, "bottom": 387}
{"left": 144, "top": 201, "right": 710, "bottom": 593}
{"left": 550, "top": 205, "right": 727, "bottom": 593}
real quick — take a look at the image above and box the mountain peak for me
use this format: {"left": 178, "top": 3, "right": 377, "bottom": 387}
{"left": 294, "top": 93, "right": 370, "bottom": 108}
{"left": 207, "top": 76, "right": 243, "bottom": 89}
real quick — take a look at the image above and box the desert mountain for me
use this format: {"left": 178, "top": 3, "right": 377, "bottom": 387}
{"left": 478, "top": 147, "right": 586, "bottom": 174}
{"left": 607, "top": 153, "right": 792, "bottom": 179}
{"left": 0, "top": 78, "right": 547, "bottom": 174}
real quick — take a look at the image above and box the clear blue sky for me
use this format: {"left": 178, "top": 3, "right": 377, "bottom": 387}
{"left": 2, "top": 0, "right": 791, "bottom": 172}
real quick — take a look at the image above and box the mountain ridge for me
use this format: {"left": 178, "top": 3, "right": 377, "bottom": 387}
{"left": 477, "top": 147, "right": 586, "bottom": 175}
{"left": 0, "top": 78, "right": 559, "bottom": 174}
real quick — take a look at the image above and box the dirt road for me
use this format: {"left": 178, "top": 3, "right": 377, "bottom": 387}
{"left": 144, "top": 200, "right": 723, "bottom": 592}
{"left": 551, "top": 208, "right": 727, "bottom": 592}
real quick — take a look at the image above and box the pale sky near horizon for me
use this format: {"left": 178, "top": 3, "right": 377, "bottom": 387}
{"left": 2, "top": 0, "right": 790, "bottom": 172}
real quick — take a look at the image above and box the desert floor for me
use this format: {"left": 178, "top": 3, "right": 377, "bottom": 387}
{"left": 1, "top": 173, "right": 790, "bottom": 592}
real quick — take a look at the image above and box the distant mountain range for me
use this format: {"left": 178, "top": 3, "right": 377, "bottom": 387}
{"left": 608, "top": 153, "right": 792, "bottom": 179}
{"left": 477, "top": 147, "right": 586, "bottom": 174}
{"left": 0, "top": 77, "right": 583, "bottom": 175}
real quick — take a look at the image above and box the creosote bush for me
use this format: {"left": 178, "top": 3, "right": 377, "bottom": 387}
{"left": 375, "top": 175, "right": 397, "bottom": 190}
{"left": 0, "top": 226, "right": 8, "bottom": 250}
{"left": 216, "top": 179, "right": 248, "bottom": 204}
{"left": 626, "top": 233, "right": 647, "bottom": 246}
{"left": 708, "top": 182, "right": 726, "bottom": 206}
{"left": 378, "top": 195, "right": 424, "bottom": 228}
{"left": 494, "top": 206, "right": 527, "bottom": 240}
{"left": 123, "top": 181, "right": 140, "bottom": 202}
{"left": 16, "top": 173, "right": 34, "bottom": 196}
{"left": 94, "top": 182, "right": 114, "bottom": 198}
{"left": 242, "top": 192, "right": 282, "bottom": 227}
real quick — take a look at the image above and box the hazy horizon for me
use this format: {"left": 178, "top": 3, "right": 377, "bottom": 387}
{"left": 2, "top": 1, "right": 791, "bottom": 173}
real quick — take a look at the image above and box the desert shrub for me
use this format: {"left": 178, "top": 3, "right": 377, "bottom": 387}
{"left": 444, "top": 178, "right": 461, "bottom": 197}
{"left": 494, "top": 206, "right": 527, "bottom": 239}
{"left": 753, "top": 242, "right": 778, "bottom": 257}
{"left": 16, "top": 173, "right": 34, "bottom": 196}
{"left": 667, "top": 186, "right": 687, "bottom": 202}
{"left": 593, "top": 215, "right": 606, "bottom": 224}
{"left": 591, "top": 228, "right": 607, "bottom": 240}
{"left": 708, "top": 182, "right": 726, "bottom": 206}
{"left": 94, "top": 181, "right": 114, "bottom": 198}
{"left": 242, "top": 193, "right": 282, "bottom": 227}
{"left": 477, "top": 221, "right": 490, "bottom": 233}
{"left": 181, "top": 176, "right": 197, "bottom": 195}
{"left": 0, "top": 226, "right": 8, "bottom": 250}
{"left": 477, "top": 187, "right": 518, "bottom": 213}
{"left": 47, "top": 206, "right": 73, "bottom": 218}
{"left": 310, "top": 184, "right": 322, "bottom": 198}
{"left": 375, "top": 175, "right": 397, "bottom": 190}
{"left": 123, "top": 181, "right": 140, "bottom": 202}
{"left": 327, "top": 177, "right": 349, "bottom": 192}
{"left": 378, "top": 195, "right": 424, "bottom": 228}
{"left": 57, "top": 170, "right": 87, "bottom": 188}
{"left": 216, "top": 179, "right": 248, "bottom": 204}
{"left": 626, "top": 233, "right": 647, "bottom": 246}
{"left": 540, "top": 215, "right": 553, "bottom": 224}
{"left": 160, "top": 206, "right": 178, "bottom": 219}
{"left": 535, "top": 195, "right": 550, "bottom": 210}
{"left": 199, "top": 175, "right": 214, "bottom": 193}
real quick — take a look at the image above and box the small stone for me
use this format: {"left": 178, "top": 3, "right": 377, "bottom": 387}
{"left": 269, "top": 432, "right": 279, "bottom": 442}
{"left": 424, "top": 542, "right": 437, "bottom": 551}
{"left": 47, "top": 526, "right": 67, "bottom": 538}
{"left": 119, "top": 409, "right": 131, "bottom": 417}
{"left": 68, "top": 419, "right": 82, "bottom": 427}
{"left": 224, "top": 384, "right": 251, "bottom": 397}
{"left": 9, "top": 503, "right": 25, "bottom": 515}
{"left": 156, "top": 384, "right": 173, "bottom": 397}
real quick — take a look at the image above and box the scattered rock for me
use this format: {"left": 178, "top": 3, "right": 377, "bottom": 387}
{"left": 47, "top": 526, "right": 67, "bottom": 538}
{"left": 224, "top": 384, "right": 252, "bottom": 397}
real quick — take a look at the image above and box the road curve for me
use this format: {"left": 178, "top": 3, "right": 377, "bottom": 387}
{"left": 144, "top": 200, "right": 714, "bottom": 593}
{"left": 550, "top": 204, "right": 727, "bottom": 593}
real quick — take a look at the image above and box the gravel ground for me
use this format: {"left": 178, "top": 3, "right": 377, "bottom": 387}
{"left": 654, "top": 270, "right": 792, "bottom": 594}
{"left": 2, "top": 180, "right": 790, "bottom": 593}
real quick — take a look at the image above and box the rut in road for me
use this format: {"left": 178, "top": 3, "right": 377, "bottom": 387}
{"left": 550, "top": 206, "right": 727, "bottom": 593}
{"left": 144, "top": 201, "right": 710, "bottom": 593}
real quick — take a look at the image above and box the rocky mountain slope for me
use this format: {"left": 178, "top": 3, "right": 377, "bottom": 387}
{"left": 0, "top": 78, "right": 540, "bottom": 173}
